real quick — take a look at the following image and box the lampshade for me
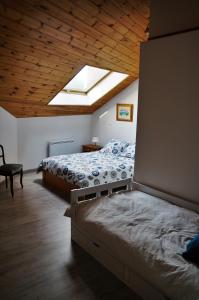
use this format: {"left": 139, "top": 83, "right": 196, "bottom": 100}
{"left": 92, "top": 136, "right": 99, "bottom": 144}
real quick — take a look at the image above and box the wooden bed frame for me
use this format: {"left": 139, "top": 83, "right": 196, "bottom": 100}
{"left": 67, "top": 181, "right": 199, "bottom": 300}
{"left": 42, "top": 170, "right": 133, "bottom": 202}
{"left": 42, "top": 170, "right": 78, "bottom": 197}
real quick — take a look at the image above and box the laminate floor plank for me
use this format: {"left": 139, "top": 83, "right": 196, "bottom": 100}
{"left": 0, "top": 173, "right": 141, "bottom": 300}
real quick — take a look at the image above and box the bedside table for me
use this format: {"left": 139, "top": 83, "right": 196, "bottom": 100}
{"left": 82, "top": 144, "right": 102, "bottom": 152}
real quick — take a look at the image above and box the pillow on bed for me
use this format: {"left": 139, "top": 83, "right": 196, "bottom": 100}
{"left": 120, "top": 144, "right": 136, "bottom": 159}
{"left": 182, "top": 233, "right": 199, "bottom": 266}
{"left": 100, "top": 139, "right": 129, "bottom": 155}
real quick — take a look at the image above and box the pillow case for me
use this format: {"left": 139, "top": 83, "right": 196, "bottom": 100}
{"left": 120, "top": 144, "right": 136, "bottom": 159}
{"left": 100, "top": 139, "right": 129, "bottom": 155}
{"left": 182, "top": 233, "right": 199, "bottom": 266}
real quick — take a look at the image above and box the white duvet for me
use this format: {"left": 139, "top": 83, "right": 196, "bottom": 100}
{"left": 70, "top": 191, "right": 199, "bottom": 300}
{"left": 40, "top": 151, "right": 134, "bottom": 188}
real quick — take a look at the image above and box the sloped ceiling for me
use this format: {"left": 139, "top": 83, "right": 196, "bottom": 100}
{"left": 0, "top": 0, "right": 149, "bottom": 117}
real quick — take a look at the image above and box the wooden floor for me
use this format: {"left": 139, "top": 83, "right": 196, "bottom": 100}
{"left": 0, "top": 173, "right": 141, "bottom": 300}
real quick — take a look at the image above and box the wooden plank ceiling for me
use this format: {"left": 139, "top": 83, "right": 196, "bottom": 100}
{"left": 0, "top": 0, "right": 149, "bottom": 117}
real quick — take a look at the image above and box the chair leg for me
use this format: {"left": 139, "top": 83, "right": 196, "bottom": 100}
{"left": 10, "top": 175, "right": 14, "bottom": 197}
{"left": 5, "top": 176, "right": 8, "bottom": 189}
{"left": 20, "top": 169, "right": 23, "bottom": 188}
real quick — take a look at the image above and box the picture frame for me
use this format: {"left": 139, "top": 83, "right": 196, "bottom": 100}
{"left": 116, "top": 104, "right": 133, "bottom": 122}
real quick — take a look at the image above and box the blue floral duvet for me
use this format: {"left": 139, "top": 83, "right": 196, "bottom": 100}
{"left": 40, "top": 151, "right": 134, "bottom": 188}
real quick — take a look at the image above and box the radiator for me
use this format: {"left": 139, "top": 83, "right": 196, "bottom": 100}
{"left": 47, "top": 138, "right": 75, "bottom": 157}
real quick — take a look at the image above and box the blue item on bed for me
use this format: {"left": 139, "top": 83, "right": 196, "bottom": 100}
{"left": 182, "top": 233, "right": 199, "bottom": 266}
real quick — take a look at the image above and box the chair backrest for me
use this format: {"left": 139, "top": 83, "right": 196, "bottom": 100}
{"left": 0, "top": 145, "right": 6, "bottom": 165}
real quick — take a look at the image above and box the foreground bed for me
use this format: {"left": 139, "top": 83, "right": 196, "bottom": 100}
{"left": 66, "top": 185, "right": 199, "bottom": 300}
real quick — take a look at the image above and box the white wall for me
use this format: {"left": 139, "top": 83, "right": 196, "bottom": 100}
{"left": 91, "top": 80, "right": 138, "bottom": 146}
{"left": 17, "top": 115, "right": 92, "bottom": 170}
{"left": 135, "top": 12, "right": 199, "bottom": 203}
{"left": 0, "top": 107, "right": 18, "bottom": 163}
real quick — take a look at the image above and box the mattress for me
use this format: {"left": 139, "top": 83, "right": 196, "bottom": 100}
{"left": 40, "top": 151, "right": 134, "bottom": 188}
{"left": 71, "top": 191, "right": 199, "bottom": 300}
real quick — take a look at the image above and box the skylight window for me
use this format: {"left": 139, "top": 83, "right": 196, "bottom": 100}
{"left": 48, "top": 65, "right": 129, "bottom": 106}
{"left": 63, "top": 65, "right": 110, "bottom": 93}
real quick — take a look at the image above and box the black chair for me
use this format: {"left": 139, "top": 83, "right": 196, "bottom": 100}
{"left": 0, "top": 145, "right": 23, "bottom": 197}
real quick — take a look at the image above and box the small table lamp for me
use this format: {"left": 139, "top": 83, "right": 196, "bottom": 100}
{"left": 92, "top": 136, "right": 99, "bottom": 145}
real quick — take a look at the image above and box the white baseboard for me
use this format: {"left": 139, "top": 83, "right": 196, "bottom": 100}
{"left": 23, "top": 168, "right": 37, "bottom": 174}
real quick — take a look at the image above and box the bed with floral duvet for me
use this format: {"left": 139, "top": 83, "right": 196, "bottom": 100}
{"left": 39, "top": 140, "right": 135, "bottom": 188}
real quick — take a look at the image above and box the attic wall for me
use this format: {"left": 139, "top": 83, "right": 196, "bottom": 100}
{"left": 0, "top": 106, "right": 92, "bottom": 171}
{"left": 0, "top": 107, "right": 18, "bottom": 163}
{"left": 17, "top": 115, "right": 92, "bottom": 170}
{"left": 91, "top": 80, "right": 138, "bottom": 145}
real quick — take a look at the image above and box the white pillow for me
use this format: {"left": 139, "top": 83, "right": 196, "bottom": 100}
{"left": 100, "top": 139, "right": 129, "bottom": 155}
{"left": 120, "top": 144, "right": 136, "bottom": 159}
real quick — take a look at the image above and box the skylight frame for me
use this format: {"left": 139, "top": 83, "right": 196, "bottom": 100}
{"left": 62, "top": 65, "right": 111, "bottom": 95}
{"left": 48, "top": 70, "right": 129, "bottom": 106}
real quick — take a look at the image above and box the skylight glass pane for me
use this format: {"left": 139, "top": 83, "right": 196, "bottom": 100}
{"left": 49, "top": 71, "right": 129, "bottom": 106}
{"left": 64, "top": 65, "right": 110, "bottom": 92}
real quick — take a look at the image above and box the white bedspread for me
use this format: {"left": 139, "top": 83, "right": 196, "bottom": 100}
{"left": 40, "top": 151, "right": 134, "bottom": 188}
{"left": 72, "top": 191, "right": 199, "bottom": 300}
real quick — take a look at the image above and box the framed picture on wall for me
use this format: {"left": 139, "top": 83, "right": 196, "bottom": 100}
{"left": 116, "top": 104, "right": 133, "bottom": 122}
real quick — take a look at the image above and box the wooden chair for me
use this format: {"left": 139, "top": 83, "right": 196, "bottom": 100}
{"left": 0, "top": 145, "right": 23, "bottom": 197}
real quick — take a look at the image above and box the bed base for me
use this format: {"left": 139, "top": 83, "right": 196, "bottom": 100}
{"left": 71, "top": 221, "right": 167, "bottom": 300}
{"left": 43, "top": 170, "right": 133, "bottom": 203}
{"left": 42, "top": 170, "right": 78, "bottom": 197}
